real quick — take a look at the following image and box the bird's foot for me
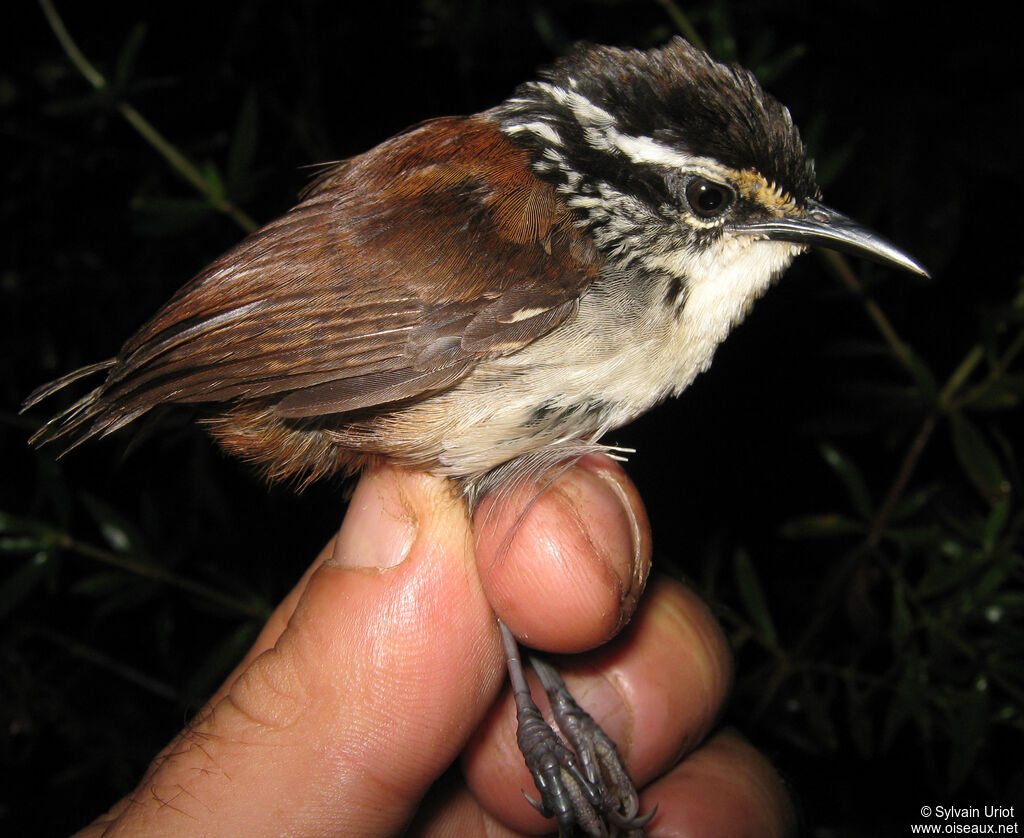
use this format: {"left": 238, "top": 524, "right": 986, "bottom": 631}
{"left": 499, "top": 621, "right": 654, "bottom": 836}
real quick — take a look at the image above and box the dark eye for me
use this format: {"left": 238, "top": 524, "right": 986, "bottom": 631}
{"left": 685, "top": 177, "right": 733, "bottom": 218}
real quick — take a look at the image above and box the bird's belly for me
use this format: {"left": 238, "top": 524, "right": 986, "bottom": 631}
{"left": 393, "top": 327, "right": 677, "bottom": 480}
{"left": 376, "top": 257, "right": 772, "bottom": 483}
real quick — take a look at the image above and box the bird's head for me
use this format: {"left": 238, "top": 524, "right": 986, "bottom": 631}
{"left": 496, "top": 37, "right": 927, "bottom": 310}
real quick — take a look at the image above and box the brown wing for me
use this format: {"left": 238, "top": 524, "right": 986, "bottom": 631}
{"left": 28, "top": 116, "right": 601, "bottom": 447}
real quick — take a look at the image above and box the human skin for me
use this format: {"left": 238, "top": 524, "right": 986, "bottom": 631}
{"left": 73, "top": 456, "right": 796, "bottom": 837}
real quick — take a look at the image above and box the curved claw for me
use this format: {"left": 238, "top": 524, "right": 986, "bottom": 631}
{"left": 516, "top": 710, "right": 605, "bottom": 835}
{"left": 501, "top": 621, "right": 653, "bottom": 836}
{"left": 532, "top": 654, "right": 653, "bottom": 833}
{"left": 608, "top": 802, "right": 658, "bottom": 832}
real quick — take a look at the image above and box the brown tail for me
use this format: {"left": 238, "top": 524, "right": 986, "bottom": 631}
{"left": 21, "top": 359, "right": 132, "bottom": 453}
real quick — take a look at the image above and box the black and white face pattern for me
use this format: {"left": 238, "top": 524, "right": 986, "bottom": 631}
{"left": 495, "top": 38, "right": 818, "bottom": 279}
{"left": 490, "top": 39, "right": 814, "bottom": 402}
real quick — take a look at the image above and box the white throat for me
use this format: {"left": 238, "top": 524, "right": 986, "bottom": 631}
{"left": 649, "top": 235, "right": 802, "bottom": 394}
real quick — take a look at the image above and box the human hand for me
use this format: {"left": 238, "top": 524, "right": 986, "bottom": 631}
{"left": 74, "top": 456, "right": 795, "bottom": 837}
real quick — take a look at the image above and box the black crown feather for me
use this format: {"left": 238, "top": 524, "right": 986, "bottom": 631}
{"left": 504, "top": 37, "right": 818, "bottom": 204}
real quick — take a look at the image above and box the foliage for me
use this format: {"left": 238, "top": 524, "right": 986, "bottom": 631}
{"left": 710, "top": 281, "right": 1024, "bottom": 812}
{"left": 2, "top": 1, "right": 1020, "bottom": 835}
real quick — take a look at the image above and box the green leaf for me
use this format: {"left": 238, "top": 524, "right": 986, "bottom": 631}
{"left": 802, "top": 113, "right": 857, "bottom": 187}
{"left": 918, "top": 555, "right": 979, "bottom": 599}
{"left": 884, "top": 523, "right": 947, "bottom": 550}
{"left": 131, "top": 195, "right": 214, "bottom": 236}
{"left": 0, "top": 554, "right": 49, "bottom": 617}
{"left": 949, "top": 412, "right": 1009, "bottom": 502}
{"left": 973, "top": 564, "right": 1009, "bottom": 604}
{"left": 904, "top": 344, "right": 939, "bottom": 402}
{"left": 967, "top": 372, "right": 1024, "bottom": 411}
{"left": 750, "top": 43, "right": 806, "bottom": 86}
{"left": 822, "top": 337, "right": 895, "bottom": 360}
{"left": 732, "top": 548, "right": 777, "bottom": 647}
{"left": 0, "top": 535, "right": 49, "bottom": 553}
{"left": 80, "top": 494, "right": 147, "bottom": 556}
{"left": 707, "top": 1, "right": 738, "bottom": 62}
{"left": 890, "top": 484, "right": 942, "bottom": 522}
{"left": 0, "top": 510, "right": 58, "bottom": 538}
{"left": 201, "top": 160, "right": 225, "bottom": 201}
{"left": 112, "top": 23, "right": 148, "bottom": 95}
{"left": 844, "top": 674, "right": 875, "bottom": 758}
{"left": 982, "top": 497, "right": 1011, "bottom": 552}
{"left": 891, "top": 579, "right": 913, "bottom": 648}
{"left": 882, "top": 661, "right": 928, "bottom": 749}
{"left": 819, "top": 444, "right": 874, "bottom": 519}
{"left": 69, "top": 570, "right": 129, "bottom": 598}
{"left": 227, "top": 89, "right": 259, "bottom": 192}
{"left": 946, "top": 678, "right": 990, "bottom": 790}
{"left": 781, "top": 513, "right": 864, "bottom": 539}
{"left": 802, "top": 672, "right": 838, "bottom": 750}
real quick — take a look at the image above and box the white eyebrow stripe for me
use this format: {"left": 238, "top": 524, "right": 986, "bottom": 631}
{"left": 609, "top": 131, "right": 720, "bottom": 171}
{"left": 584, "top": 119, "right": 730, "bottom": 181}
{"left": 509, "top": 82, "right": 729, "bottom": 178}
{"left": 532, "top": 82, "right": 617, "bottom": 127}
{"left": 504, "top": 121, "right": 563, "bottom": 146}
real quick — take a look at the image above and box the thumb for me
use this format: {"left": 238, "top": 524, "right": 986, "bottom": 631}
{"left": 77, "top": 466, "right": 504, "bottom": 838}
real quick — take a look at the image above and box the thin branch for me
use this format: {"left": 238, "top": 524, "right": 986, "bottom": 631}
{"left": 38, "top": 0, "right": 258, "bottom": 233}
{"left": 44, "top": 525, "right": 272, "bottom": 620}
{"left": 954, "top": 328, "right": 1024, "bottom": 410}
{"left": 820, "top": 251, "right": 941, "bottom": 544}
{"left": 866, "top": 413, "right": 938, "bottom": 547}
{"left": 655, "top": 0, "right": 706, "bottom": 50}
{"left": 23, "top": 624, "right": 181, "bottom": 701}
{"left": 941, "top": 345, "right": 985, "bottom": 407}
{"left": 821, "top": 250, "right": 917, "bottom": 375}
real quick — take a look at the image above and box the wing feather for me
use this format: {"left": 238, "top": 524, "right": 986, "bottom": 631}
{"left": 29, "top": 116, "right": 602, "bottom": 446}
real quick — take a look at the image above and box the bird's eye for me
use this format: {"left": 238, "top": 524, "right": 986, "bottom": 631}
{"left": 685, "top": 177, "right": 733, "bottom": 218}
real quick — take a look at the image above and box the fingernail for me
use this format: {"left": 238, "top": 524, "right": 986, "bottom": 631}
{"left": 328, "top": 468, "right": 417, "bottom": 569}
{"left": 577, "top": 456, "right": 644, "bottom": 567}
{"left": 573, "top": 456, "right": 649, "bottom": 614}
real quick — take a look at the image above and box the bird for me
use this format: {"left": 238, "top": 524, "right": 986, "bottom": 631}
{"left": 24, "top": 37, "right": 928, "bottom": 836}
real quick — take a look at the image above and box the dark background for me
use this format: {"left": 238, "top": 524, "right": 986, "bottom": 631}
{"left": 3, "top": 1, "right": 1022, "bottom": 835}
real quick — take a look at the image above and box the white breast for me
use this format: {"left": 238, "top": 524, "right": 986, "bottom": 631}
{"left": 392, "top": 236, "right": 801, "bottom": 479}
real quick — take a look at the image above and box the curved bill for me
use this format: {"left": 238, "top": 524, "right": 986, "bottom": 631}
{"left": 743, "top": 200, "right": 930, "bottom": 277}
